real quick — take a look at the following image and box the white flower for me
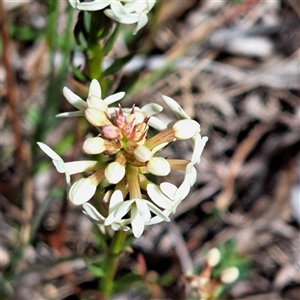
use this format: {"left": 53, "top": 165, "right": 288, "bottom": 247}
{"left": 69, "top": 0, "right": 133, "bottom": 11}
{"left": 37, "top": 142, "right": 99, "bottom": 188}
{"left": 146, "top": 179, "right": 190, "bottom": 224}
{"left": 105, "top": 191, "right": 169, "bottom": 238}
{"left": 69, "top": 0, "right": 155, "bottom": 34}
{"left": 104, "top": 1, "right": 156, "bottom": 34}
{"left": 56, "top": 79, "right": 125, "bottom": 118}
{"left": 161, "top": 95, "right": 208, "bottom": 186}
{"left": 82, "top": 190, "right": 131, "bottom": 232}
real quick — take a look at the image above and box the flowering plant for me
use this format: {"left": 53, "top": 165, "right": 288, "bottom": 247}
{"left": 36, "top": 1, "right": 209, "bottom": 297}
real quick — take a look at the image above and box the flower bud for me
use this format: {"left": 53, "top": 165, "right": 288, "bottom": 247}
{"left": 206, "top": 248, "right": 221, "bottom": 267}
{"left": 220, "top": 267, "right": 239, "bottom": 284}
{"left": 102, "top": 125, "right": 122, "bottom": 139}
{"left": 69, "top": 178, "right": 97, "bottom": 205}
{"left": 172, "top": 119, "right": 200, "bottom": 140}
{"left": 87, "top": 95, "right": 108, "bottom": 112}
{"left": 147, "top": 157, "right": 170, "bottom": 176}
{"left": 83, "top": 137, "right": 106, "bottom": 154}
{"left": 134, "top": 145, "right": 153, "bottom": 162}
{"left": 85, "top": 108, "right": 112, "bottom": 127}
{"left": 105, "top": 161, "right": 126, "bottom": 184}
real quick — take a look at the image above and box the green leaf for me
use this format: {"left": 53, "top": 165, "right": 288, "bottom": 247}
{"left": 102, "top": 53, "right": 135, "bottom": 77}
{"left": 112, "top": 273, "right": 142, "bottom": 295}
{"left": 84, "top": 257, "right": 105, "bottom": 278}
{"left": 103, "top": 23, "right": 121, "bottom": 56}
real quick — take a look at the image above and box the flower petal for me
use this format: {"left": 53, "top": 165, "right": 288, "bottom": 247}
{"left": 63, "top": 160, "right": 99, "bottom": 174}
{"left": 135, "top": 199, "right": 151, "bottom": 222}
{"left": 109, "top": 190, "right": 124, "bottom": 214}
{"left": 76, "top": 1, "right": 110, "bottom": 11}
{"left": 104, "top": 92, "right": 125, "bottom": 106}
{"left": 162, "top": 95, "right": 190, "bottom": 120}
{"left": 56, "top": 111, "right": 84, "bottom": 118}
{"left": 63, "top": 87, "right": 86, "bottom": 110}
{"left": 147, "top": 184, "right": 173, "bottom": 209}
{"left": 83, "top": 203, "right": 105, "bottom": 223}
{"left": 131, "top": 206, "right": 145, "bottom": 238}
{"left": 37, "top": 142, "right": 65, "bottom": 172}
{"left": 88, "top": 79, "right": 101, "bottom": 98}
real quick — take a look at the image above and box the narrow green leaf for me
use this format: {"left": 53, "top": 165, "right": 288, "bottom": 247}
{"left": 103, "top": 23, "right": 121, "bottom": 56}
{"left": 102, "top": 53, "right": 135, "bottom": 77}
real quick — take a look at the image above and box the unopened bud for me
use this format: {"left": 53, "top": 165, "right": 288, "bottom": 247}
{"left": 105, "top": 161, "right": 126, "bottom": 184}
{"left": 87, "top": 95, "right": 108, "bottom": 112}
{"left": 172, "top": 119, "right": 200, "bottom": 140}
{"left": 102, "top": 125, "right": 122, "bottom": 139}
{"left": 85, "top": 108, "right": 112, "bottom": 127}
{"left": 206, "top": 248, "right": 221, "bottom": 267}
{"left": 69, "top": 178, "right": 97, "bottom": 205}
{"left": 147, "top": 157, "right": 170, "bottom": 176}
{"left": 83, "top": 137, "right": 106, "bottom": 154}
{"left": 134, "top": 145, "right": 153, "bottom": 162}
{"left": 220, "top": 267, "right": 239, "bottom": 284}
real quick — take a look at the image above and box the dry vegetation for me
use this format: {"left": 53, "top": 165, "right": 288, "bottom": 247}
{"left": 1, "top": 0, "right": 300, "bottom": 299}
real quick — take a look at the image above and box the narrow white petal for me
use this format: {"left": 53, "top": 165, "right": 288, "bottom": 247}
{"left": 64, "top": 161, "right": 99, "bottom": 175}
{"left": 175, "top": 179, "right": 190, "bottom": 201}
{"left": 135, "top": 199, "right": 151, "bottom": 222}
{"left": 141, "top": 103, "right": 163, "bottom": 116}
{"left": 37, "top": 142, "right": 66, "bottom": 173}
{"left": 77, "top": 1, "right": 110, "bottom": 11}
{"left": 160, "top": 182, "right": 177, "bottom": 199}
{"left": 185, "top": 166, "right": 197, "bottom": 187}
{"left": 195, "top": 136, "right": 208, "bottom": 163}
{"left": 37, "top": 142, "right": 62, "bottom": 161}
{"left": 56, "top": 111, "right": 84, "bottom": 118}
{"left": 69, "top": 0, "right": 80, "bottom": 9}
{"left": 147, "top": 184, "right": 173, "bottom": 209}
{"left": 147, "top": 117, "right": 167, "bottom": 131}
{"left": 146, "top": 201, "right": 170, "bottom": 221}
{"left": 88, "top": 79, "right": 101, "bottom": 98}
{"left": 133, "top": 14, "right": 148, "bottom": 35}
{"left": 104, "top": 92, "right": 125, "bottom": 105}
{"left": 63, "top": 87, "right": 86, "bottom": 110}
{"left": 145, "top": 215, "right": 165, "bottom": 225}
{"left": 131, "top": 206, "right": 144, "bottom": 238}
{"left": 109, "top": 190, "right": 124, "bottom": 214}
{"left": 162, "top": 95, "right": 191, "bottom": 120}
{"left": 113, "top": 200, "right": 134, "bottom": 220}
{"left": 83, "top": 203, "right": 105, "bottom": 222}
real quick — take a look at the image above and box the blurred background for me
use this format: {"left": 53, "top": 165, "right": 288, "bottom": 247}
{"left": 1, "top": 0, "right": 299, "bottom": 299}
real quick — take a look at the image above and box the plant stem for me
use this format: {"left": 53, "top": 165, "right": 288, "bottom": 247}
{"left": 86, "top": 11, "right": 104, "bottom": 81}
{"left": 99, "top": 230, "right": 127, "bottom": 298}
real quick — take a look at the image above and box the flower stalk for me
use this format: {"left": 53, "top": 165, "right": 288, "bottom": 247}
{"left": 99, "top": 230, "right": 127, "bottom": 298}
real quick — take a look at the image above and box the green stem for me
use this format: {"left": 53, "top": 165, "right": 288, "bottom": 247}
{"left": 99, "top": 230, "right": 127, "bottom": 297}
{"left": 86, "top": 11, "right": 104, "bottom": 81}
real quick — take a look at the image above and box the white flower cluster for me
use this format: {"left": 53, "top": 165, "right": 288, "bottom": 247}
{"left": 69, "top": 0, "right": 156, "bottom": 34}
{"left": 38, "top": 80, "right": 208, "bottom": 238}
